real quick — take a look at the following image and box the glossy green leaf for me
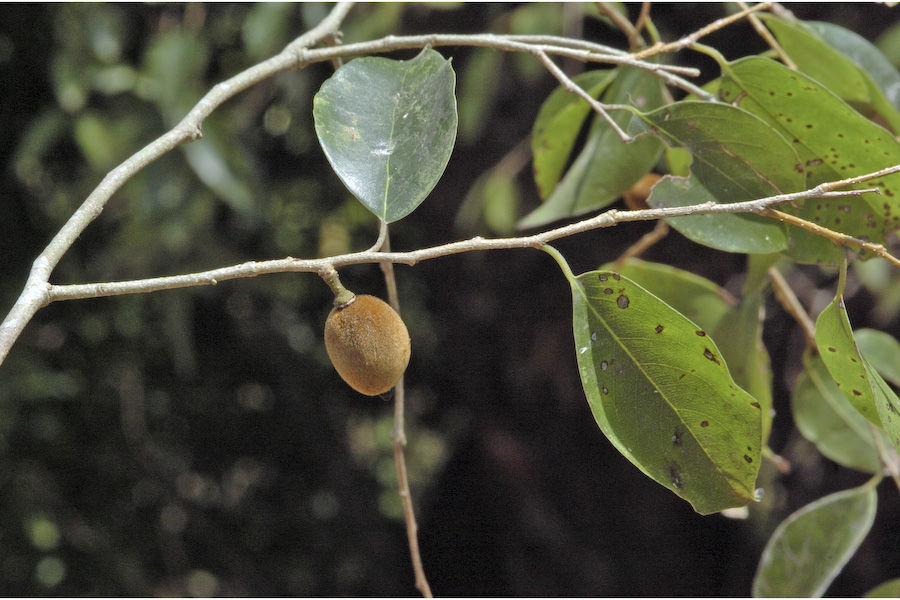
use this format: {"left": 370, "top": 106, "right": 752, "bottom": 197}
{"left": 531, "top": 69, "right": 617, "bottom": 199}
{"left": 865, "top": 578, "right": 900, "bottom": 598}
{"left": 600, "top": 257, "right": 735, "bottom": 333}
{"left": 752, "top": 483, "right": 877, "bottom": 597}
{"left": 631, "top": 101, "right": 798, "bottom": 253}
{"left": 646, "top": 175, "right": 788, "bottom": 254}
{"left": 313, "top": 48, "right": 458, "bottom": 223}
{"left": 759, "top": 15, "right": 900, "bottom": 133}
{"left": 855, "top": 328, "right": 900, "bottom": 386}
{"left": 565, "top": 267, "right": 762, "bottom": 515}
{"left": 712, "top": 294, "right": 774, "bottom": 445}
{"left": 719, "top": 57, "right": 900, "bottom": 263}
{"left": 520, "top": 67, "right": 664, "bottom": 228}
{"left": 792, "top": 355, "right": 884, "bottom": 473}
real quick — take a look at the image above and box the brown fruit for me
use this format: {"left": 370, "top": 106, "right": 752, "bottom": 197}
{"left": 623, "top": 172, "right": 662, "bottom": 211}
{"left": 324, "top": 295, "right": 411, "bottom": 396}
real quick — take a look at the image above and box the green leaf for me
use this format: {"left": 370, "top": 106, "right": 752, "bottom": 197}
{"left": 633, "top": 100, "right": 804, "bottom": 199}
{"left": 752, "top": 483, "right": 878, "bottom": 598}
{"left": 816, "top": 292, "right": 881, "bottom": 425}
{"left": 792, "top": 355, "right": 884, "bottom": 473}
{"left": 565, "top": 267, "right": 762, "bottom": 514}
{"left": 457, "top": 48, "right": 504, "bottom": 144}
{"left": 631, "top": 100, "right": 798, "bottom": 253}
{"left": 759, "top": 15, "right": 900, "bottom": 133}
{"left": 855, "top": 328, "right": 900, "bottom": 386}
{"left": 531, "top": 69, "right": 617, "bottom": 199}
{"left": 313, "top": 48, "right": 458, "bottom": 223}
{"left": 599, "top": 257, "right": 735, "bottom": 333}
{"left": 866, "top": 578, "right": 900, "bottom": 598}
{"left": 807, "top": 21, "right": 900, "bottom": 122}
{"left": 646, "top": 176, "right": 788, "bottom": 254}
{"left": 719, "top": 57, "right": 900, "bottom": 263}
{"left": 712, "top": 294, "right": 774, "bottom": 445}
{"left": 520, "top": 67, "right": 664, "bottom": 229}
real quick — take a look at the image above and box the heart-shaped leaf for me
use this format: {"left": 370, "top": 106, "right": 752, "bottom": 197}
{"left": 555, "top": 255, "right": 762, "bottom": 514}
{"left": 313, "top": 48, "right": 457, "bottom": 223}
{"left": 752, "top": 483, "right": 877, "bottom": 598}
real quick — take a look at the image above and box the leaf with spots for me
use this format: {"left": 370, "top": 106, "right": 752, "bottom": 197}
{"left": 599, "top": 257, "right": 735, "bottom": 333}
{"left": 815, "top": 270, "right": 900, "bottom": 452}
{"left": 718, "top": 57, "right": 900, "bottom": 264}
{"left": 549, "top": 249, "right": 762, "bottom": 515}
{"left": 758, "top": 15, "right": 900, "bottom": 133}
{"left": 629, "top": 101, "right": 797, "bottom": 253}
{"left": 792, "top": 354, "right": 886, "bottom": 474}
{"left": 520, "top": 67, "right": 665, "bottom": 229}
{"left": 752, "top": 483, "right": 877, "bottom": 598}
{"left": 313, "top": 48, "right": 457, "bottom": 223}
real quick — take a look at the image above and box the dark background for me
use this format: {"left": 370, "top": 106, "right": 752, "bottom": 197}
{"left": 1, "top": 3, "right": 898, "bottom": 595}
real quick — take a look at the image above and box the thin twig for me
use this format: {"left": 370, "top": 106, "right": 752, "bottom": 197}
{"left": 596, "top": 3, "right": 645, "bottom": 50}
{"left": 534, "top": 49, "right": 633, "bottom": 142}
{"left": 612, "top": 220, "right": 670, "bottom": 267}
{"left": 768, "top": 266, "right": 816, "bottom": 346}
{"left": 378, "top": 228, "right": 432, "bottom": 597}
{"left": 0, "top": 1, "right": 356, "bottom": 365}
{"left": 870, "top": 422, "right": 900, "bottom": 493}
{"left": 632, "top": 2, "right": 772, "bottom": 60}
{"left": 737, "top": 1, "right": 797, "bottom": 69}
{"left": 761, "top": 208, "right": 900, "bottom": 269}
{"left": 38, "top": 187, "right": 892, "bottom": 307}
{"left": 634, "top": 3, "right": 652, "bottom": 39}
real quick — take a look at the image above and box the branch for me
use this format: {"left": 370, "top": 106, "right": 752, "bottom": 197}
{"left": 762, "top": 208, "right": 900, "bottom": 269}
{"left": 534, "top": 49, "right": 634, "bottom": 142}
{"left": 0, "top": 2, "right": 356, "bottom": 366}
{"left": 0, "top": 21, "right": 711, "bottom": 367}
{"left": 768, "top": 266, "right": 817, "bottom": 346}
{"left": 39, "top": 186, "right": 887, "bottom": 306}
{"left": 596, "top": 3, "right": 646, "bottom": 51}
{"left": 633, "top": 2, "right": 772, "bottom": 60}
{"left": 738, "top": 0, "right": 797, "bottom": 69}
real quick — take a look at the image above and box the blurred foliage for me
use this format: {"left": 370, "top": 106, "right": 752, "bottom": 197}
{"left": 0, "top": 3, "right": 899, "bottom": 596}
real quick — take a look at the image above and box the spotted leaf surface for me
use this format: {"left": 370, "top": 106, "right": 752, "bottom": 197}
{"left": 816, "top": 290, "right": 900, "bottom": 453}
{"left": 313, "top": 48, "right": 457, "bottom": 223}
{"left": 719, "top": 57, "right": 900, "bottom": 263}
{"left": 599, "top": 257, "right": 735, "bottom": 333}
{"left": 753, "top": 484, "right": 877, "bottom": 598}
{"left": 631, "top": 101, "right": 797, "bottom": 253}
{"left": 759, "top": 15, "right": 900, "bottom": 133}
{"left": 570, "top": 270, "right": 762, "bottom": 514}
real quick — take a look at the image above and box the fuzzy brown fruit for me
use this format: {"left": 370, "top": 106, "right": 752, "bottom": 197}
{"left": 324, "top": 295, "right": 411, "bottom": 396}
